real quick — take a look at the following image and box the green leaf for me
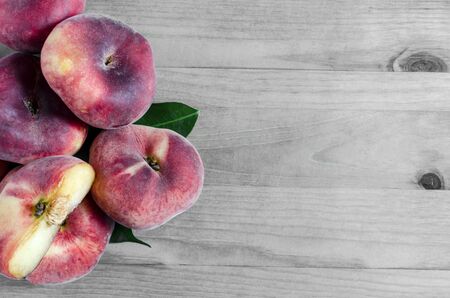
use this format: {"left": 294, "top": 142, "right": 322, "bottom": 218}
{"left": 135, "top": 102, "right": 199, "bottom": 137}
{"left": 110, "top": 223, "right": 151, "bottom": 248}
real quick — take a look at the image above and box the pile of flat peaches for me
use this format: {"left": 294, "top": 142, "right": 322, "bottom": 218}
{"left": 0, "top": 0, "right": 204, "bottom": 285}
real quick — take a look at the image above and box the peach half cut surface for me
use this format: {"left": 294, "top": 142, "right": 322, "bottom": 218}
{"left": 0, "top": 156, "right": 95, "bottom": 280}
{"left": 26, "top": 196, "right": 114, "bottom": 285}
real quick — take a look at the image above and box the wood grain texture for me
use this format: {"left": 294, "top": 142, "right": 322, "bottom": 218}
{"left": 101, "top": 186, "right": 450, "bottom": 269}
{"left": 2, "top": 265, "right": 450, "bottom": 298}
{"left": 84, "top": 0, "right": 450, "bottom": 70}
{"left": 155, "top": 68, "right": 450, "bottom": 189}
{"left": 156, "top": 68, "right": 450, "bottom": 111}
{"left": 2, "top": 0, "right": 450, "bottom": 296}
{"left": 2, "top": 66, "right": 450, "bottom": 295}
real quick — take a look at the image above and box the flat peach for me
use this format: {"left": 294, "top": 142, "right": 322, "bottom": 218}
{"left": 90, "top": 125, "right": 204, "bottom": 229}
{"left": 0, "top": 0, "right": 85, "bottom": 52}
{"left": 0, "top": 53, "right": 87, "bottom": 164}
{"left": 41, "top": 14, "right": 156, "bottom": 129}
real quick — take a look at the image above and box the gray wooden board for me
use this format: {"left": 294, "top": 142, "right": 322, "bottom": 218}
{"left": 86, "top": 0, "right": 450, "bottom": 70}
{"left": 157, "top": 69, "right": 450, "bottom": 190}
{"left": 3, "top": 265, "right": 450, "bottom": 298}
{"left": 2, "top": 0, "right": 450, "bottom": 297}
{"left": 5, "top": 0, "right": 449, "bottom": 70}
{"left": 100, "top": 186, "right": 450, "bottom": 269}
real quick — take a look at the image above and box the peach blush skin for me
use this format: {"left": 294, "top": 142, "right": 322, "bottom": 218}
{"left": 27, "top": 196, "right": 114, "bottom": 285}
{"left": 0, "top": 53, "right": 87, "bottom": 164}
{"left": 41, "top": 14, "right": 156, "bottom": 129}
{"left": 90, "top": 125, "right": 204, "bottom": 230}
{"left": 0, "top": 0, "right": 85, "bottom": 52}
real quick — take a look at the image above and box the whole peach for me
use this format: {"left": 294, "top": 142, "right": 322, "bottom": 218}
{"left": 90, "top": 125, "right": 204, "bottom": 230}
{"left": 0, "top": 53, "right": 87, "bottom": 164}
{"left": 0, "top": 0, "right": 85, "bottom": 52}
{"left": 41, "top": 14, "right": 156, "bottom": 129}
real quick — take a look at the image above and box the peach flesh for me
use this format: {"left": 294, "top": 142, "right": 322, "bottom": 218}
{"left": 27, "top": 196, "right": 114, "bottom": 285}
{"left": 90, "top": 125, "right": 204, "bottom": 230}
{"left": 0, "top": 156, "right": 94, "bottom": 279}
{"left": 41, "top": 14, "right": 156, "bottom": 129}
{"left": 0, "top": 0, "right": 86, "bottom": 52}
{"left": 0, "top": 53, "right": 88, "bottom": 164}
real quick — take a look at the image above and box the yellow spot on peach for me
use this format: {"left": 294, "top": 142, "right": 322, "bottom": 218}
{"left": 59, "top": 58, "right": 74, "bottom": 75}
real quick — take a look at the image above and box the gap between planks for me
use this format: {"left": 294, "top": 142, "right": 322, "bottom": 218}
{"left": 100, "top": 186, "right": 450, "bottom": 270}
{"left": 3, "top": 264, "right": 450, "bottom": 298}
{"left": 86, "top": 0, "right": 450, "bottom": 71}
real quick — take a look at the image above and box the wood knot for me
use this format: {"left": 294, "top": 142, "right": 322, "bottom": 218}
{"left": 389, "top": 49, "right": 447, "bottom": 72}
{"left": 401, "top": 52, "right": 447, "bottom": 72}
{"left": 418, "top": 172, "right": 443, "bottom": 190}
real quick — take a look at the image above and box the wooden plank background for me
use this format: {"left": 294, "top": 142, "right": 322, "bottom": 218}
{"left": 3, "top": 0, "right": 450, "bottom": 296}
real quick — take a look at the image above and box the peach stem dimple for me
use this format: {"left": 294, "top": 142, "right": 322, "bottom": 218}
{"left": 145, "top": 156, "right": 160, "bottom": 172}
{"left": 104, "top": 55, "right": 114, "bottom": 66}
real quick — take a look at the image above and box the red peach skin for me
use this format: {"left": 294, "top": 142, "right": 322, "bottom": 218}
{"left": 0, "top": 0, "right": 85, "bottom": 52}
{"left": 27, "top": 196, "right": 114, "bottom": 285}
{"left": 0, "top": 53, "right": 87, "bottom": 164}
{"left": 90, "top": 125, "right": 204, "bottom": 230}
{"left": 41, "top": 14, "right": 156, "bottom": 129}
